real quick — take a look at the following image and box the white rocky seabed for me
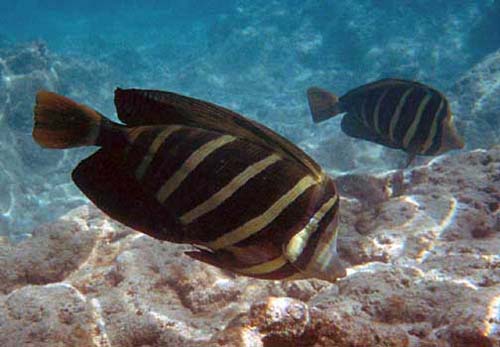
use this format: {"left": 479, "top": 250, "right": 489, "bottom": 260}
{"left": 0, "top": 147, "right": 498, "bottom": 347}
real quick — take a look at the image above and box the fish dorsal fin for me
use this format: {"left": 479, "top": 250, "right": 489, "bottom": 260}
{"left": 344, "top": 78, "right": 443, "bottom": 101}
{"left": 114, "top": 88, "right": 323, "bottom": 178}
{"left": 342, "top": 78, "right": 406, "bottom": 101}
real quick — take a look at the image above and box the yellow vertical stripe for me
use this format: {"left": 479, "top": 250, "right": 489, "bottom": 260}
{"left": 389, "top": 87, "right": 414, "bottom": 142}
{"left": 402, "top": 93, "right": 432, "bottom": 148}
{"left": 128, "top": 126, "right": 150, "bottom": 143}
{"left": 156, "top": 135, "right": 236, "bottom": 203}
{"left": 180, "top": 154, "right": 281, "bottom": 224}
{"left": 135, "top": 126, "right": 182, "bottom": 181}
{"left": 373, "top": 89, "right": 390, "bottom": 135}
{"left": 360, "top": 98, "right": 370, "bottom": 127}
{"left": 233, "top": 255, "right": 288, "bottom": 275}
{"left": 421, "top": 99, "right": 445, "bottom": 153}
{"left": 303, "top": 207, "right": 343, "bottom": 281}
{"left": 206, "top": 175, "right": 317, "bottom": 251}
{"left": 284, "top": 195, "right": 338, "bottom": 263}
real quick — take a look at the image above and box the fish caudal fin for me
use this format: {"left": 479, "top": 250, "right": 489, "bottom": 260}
{"left": 33, "top": 91, "right": 105, "bottom": 148}
{"left": 307, "top": 87, "right": 342, "bottom": 123}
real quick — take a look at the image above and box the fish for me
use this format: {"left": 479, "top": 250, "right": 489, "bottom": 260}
{"left": 307, "top": 78, "right": 465, "bottom": 166}
{"left": 32, "top": 88, "right": 346, "bottom": 283}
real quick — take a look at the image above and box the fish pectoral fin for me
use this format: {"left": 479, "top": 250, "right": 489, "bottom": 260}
{"left": 341, "top": 114, "right": 399, "bottom": 149}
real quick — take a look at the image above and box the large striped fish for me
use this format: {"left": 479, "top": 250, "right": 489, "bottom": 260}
{"left": 32, "top": 89, "right": 346, "bottom": 282}
{"left": 307, "top": 78, "right": 465, "bottom": 166}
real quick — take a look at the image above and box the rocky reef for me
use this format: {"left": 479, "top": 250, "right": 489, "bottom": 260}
{"left": 1, "top": 146, "right": 498, "bottom": 347}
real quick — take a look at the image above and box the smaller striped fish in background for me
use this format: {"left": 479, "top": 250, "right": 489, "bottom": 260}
{"left": 307, "top": 78, "right": 465, "bottom": 166}
{"left": 32, "top": 88, "right": 347, "bottom": 283}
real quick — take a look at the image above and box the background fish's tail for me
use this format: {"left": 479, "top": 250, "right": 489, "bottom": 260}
{"left": 307, "top": 87, "right": 343, "bottom": 123}
{"left": 33, "top": 91, "right": 122, "bottom": 149}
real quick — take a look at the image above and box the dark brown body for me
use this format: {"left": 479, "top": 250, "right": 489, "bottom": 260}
{"left": 33, "top": 89, "right": 346, "bottom": 282}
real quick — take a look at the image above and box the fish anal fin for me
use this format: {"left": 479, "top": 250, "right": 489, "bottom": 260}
{"left": 185, "top": 249, "right": 225, "bottom": 268}
{"left": 72, "top": 149, "right": 182, "bottom": 242}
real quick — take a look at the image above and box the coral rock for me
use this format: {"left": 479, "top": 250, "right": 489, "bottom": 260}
{"left": 0, "top": 145, "right": 498, "bottom": 347}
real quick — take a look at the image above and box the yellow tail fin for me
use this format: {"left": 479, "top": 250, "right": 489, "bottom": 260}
{"left": 33, "top": 91, "right": 103, "bottom": 148}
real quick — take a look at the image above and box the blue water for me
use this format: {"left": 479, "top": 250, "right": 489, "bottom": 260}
{"left": 0, "top": 0, "right": 498, "bottom": 237}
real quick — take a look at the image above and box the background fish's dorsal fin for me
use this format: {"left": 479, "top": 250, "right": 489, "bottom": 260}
{"left": 344, "top": 78, "right": 445, "bottom": 101}
{"left": 342, "top": 78, "right": 409, "bottom": 100}
{"left": 114, "top": 88, "right": 323, "bottom": 179}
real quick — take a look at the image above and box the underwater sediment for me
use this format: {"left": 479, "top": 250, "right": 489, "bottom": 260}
{"left": 0, "top": 146, "right": 498, "bottom": 347}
